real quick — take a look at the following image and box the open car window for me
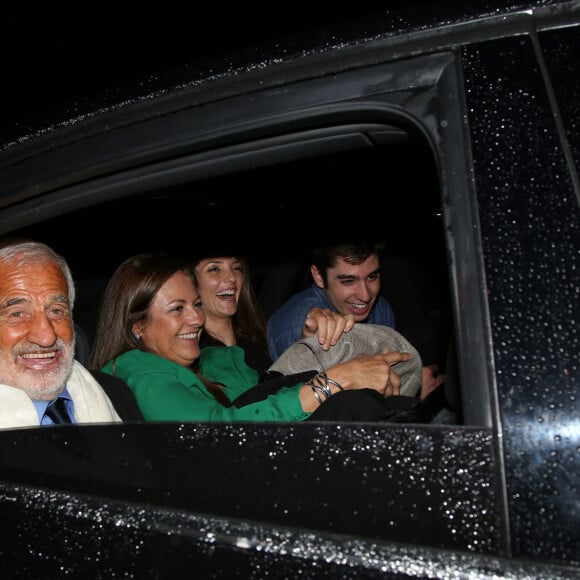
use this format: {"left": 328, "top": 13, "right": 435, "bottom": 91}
{"left": 0, "top": 5, "right": 578, "bottom": 573}
{"left": 1, "top": 50, "right": 491, "bottom": 428}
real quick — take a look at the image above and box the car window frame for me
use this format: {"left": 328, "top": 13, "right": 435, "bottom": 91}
{"left": 0, "top": 47, "right": 509, "bottom": 557}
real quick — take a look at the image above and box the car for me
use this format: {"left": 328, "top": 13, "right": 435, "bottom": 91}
{"left": 0, "top": 1, "right": 578, "bottom": 578}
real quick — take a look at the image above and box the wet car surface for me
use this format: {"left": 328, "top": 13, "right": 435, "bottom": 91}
{"left": 0, "top": 1, "right": 578, "bottom": 578}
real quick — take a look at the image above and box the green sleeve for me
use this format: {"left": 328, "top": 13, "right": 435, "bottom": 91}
{"left": 103, "top": 350, "right": 310, "bottom": 422}
{"left": 127, "top": 370, "right": 309, "bottom": 422}
{"left": 124, "top": 370, "right": 224, "bottom": 421}
{"left": 199, "top": 345, "right": 261, "bottom": 402}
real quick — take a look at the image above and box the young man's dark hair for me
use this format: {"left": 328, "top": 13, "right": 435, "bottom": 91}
{"left": 311, "top": 240, "right": 386, "bottom": 286}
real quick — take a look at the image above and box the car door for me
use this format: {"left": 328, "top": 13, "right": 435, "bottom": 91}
{"left": 0, "top": 3, "right": 577, "bottom": 579}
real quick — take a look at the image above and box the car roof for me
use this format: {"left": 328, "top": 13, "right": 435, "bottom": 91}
{"left": 0, "top": 0, "right": 564, "bottom": 151}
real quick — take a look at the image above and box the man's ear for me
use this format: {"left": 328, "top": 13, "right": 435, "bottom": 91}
{"left": 311, "top": 265, "right": 325, "bottom": 289}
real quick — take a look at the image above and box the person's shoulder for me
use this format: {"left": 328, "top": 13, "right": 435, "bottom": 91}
{"left": 376, "top": 295, "right": 392, "bottom": 307}
{"left": 283, "top": 285, "right": 318, "bottom": 305}
{"left": 200, "top": 345, "right": 245, "bottom": 361}
{"left": 89, "top": 369, "right": 145, "bottom": 422}
{"left": 370, "top": 296, "right": 396, "bottom": 323}
{"left": 270, "top": 285, "right": 326, "bottom": 319}
{"left": 90, "top": 369, "right": 125, "bottom": 387}
{"left": 110, "top": 349, "right": 180, "bottom": 374}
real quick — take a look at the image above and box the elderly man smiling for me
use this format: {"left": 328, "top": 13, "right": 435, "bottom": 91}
{"left": 0, "top": 239, "right": 136, "bottom": 428}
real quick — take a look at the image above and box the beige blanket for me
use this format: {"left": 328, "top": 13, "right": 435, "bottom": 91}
{"left": 0, "top": 360, "right": 122, "bottom": 429}
{"left": 268, "top": 323, "right": 423, "bottom": 397}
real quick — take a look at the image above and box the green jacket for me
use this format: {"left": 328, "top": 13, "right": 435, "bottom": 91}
{"left": 101, "top": 346, "right": 310, "bottom": 422}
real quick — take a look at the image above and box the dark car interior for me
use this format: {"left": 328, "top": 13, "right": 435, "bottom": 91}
{"left": 13, "top": 119, "right": 457, "bottom": 422}
{"left": 1, "top": 3, "right": 578, "bottom": 575}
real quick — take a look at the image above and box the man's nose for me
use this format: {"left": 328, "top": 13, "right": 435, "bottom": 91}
{"left": 28, "top": 313, "right": 58, "bottom": 346}
{"left": 356, "top": 283, "right": 372, "bottom": 301}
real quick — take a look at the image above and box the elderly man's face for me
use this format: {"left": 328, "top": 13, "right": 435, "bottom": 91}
{"left": 0, "top": 259, "right": 74, "bottom": 401}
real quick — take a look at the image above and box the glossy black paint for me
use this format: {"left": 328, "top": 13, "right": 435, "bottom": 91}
{"left": 464, "top": 32, "right": 580, "bottom": 562}
{"left": 0, "top": 0, "right": 569, "bottom": 151}
{"left": 1, "top": 482, "right": 574, "bottom": 579}
{"left": 541, "top": 25, "right": 580, "bottom": 179}
{"left": 0, "top": 1, "right": 578, "bottom": 578}
{"left": 0, "top": 423, "right": 499, "bottom": 549}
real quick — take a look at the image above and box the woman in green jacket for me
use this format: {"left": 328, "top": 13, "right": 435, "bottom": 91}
{"left": 88, "top": 253, "right": 410, "bottom": 422}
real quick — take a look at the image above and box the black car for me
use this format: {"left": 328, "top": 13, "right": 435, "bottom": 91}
{"left": 0, "top": 1, "right": 578, "bottom": 578}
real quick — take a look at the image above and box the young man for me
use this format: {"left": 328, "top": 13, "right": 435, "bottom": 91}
{"left": 267, "top": 240, "right": 446, "bottom": 400}
{"left": 0, "top": 239, "right": 141, "bottom": 428}
{"left": 267, "top": 241, "right": 395, "bottom": 361}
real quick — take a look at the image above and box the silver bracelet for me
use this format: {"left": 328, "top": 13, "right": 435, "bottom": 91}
{"left": 310, "top": 384, "right": 325, "bottom": 404}
{"left": 325, "top": 376, "right": 344, "bottom": 391}
{"left": 308, "top": 375, "right": 332, "bottom": 400}
{"left": 307, "top": 372, "right": 342, "bottom": 405}
{"left": 314, "top": 375, "right": 332, "bottom": 399}
{"left": 317, "top": 371, "right": 343, "bottom": 395}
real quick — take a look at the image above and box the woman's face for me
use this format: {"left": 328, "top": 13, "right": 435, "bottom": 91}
{"left": 134, "top": 271, "right": 205, "bottom": 367}
{"left": 194, "top": 257, "right": 243, "bottom": 321}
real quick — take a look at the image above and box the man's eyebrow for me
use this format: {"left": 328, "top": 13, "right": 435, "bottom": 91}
{"left": 1, "top": 297, "right": 29, "bottom": 308}
{"left": 336, "top": 268, "right": 381, "bottom": 281}
{"left": 48, "top": 294, "right": 70, "bottom": 304}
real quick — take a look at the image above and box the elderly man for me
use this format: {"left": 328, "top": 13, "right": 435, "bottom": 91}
{"left": 0, "top": 239, "right": 141, "bottom": 428}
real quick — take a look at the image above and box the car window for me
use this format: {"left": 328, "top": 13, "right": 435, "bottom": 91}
{"left": 20, "top": 135, "right": 450, "bottom": 369}
{"left": 0, "top": 46, "right": 505, "bottom": 568}
{"left": 2, "top": 52, "right": 479, "bottom": 428}
{"left": 1, "top": 5, "right": 578, "bottom": 575}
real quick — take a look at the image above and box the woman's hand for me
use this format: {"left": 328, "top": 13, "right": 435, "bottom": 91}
{"left": 301, "top": 307, "right": 355, "bottom": 350}
{"left": 298, "top": 350, "right": 411, "bottom": 412}
{"left": 326, "top": 350, "right": 411, "bottom": 397}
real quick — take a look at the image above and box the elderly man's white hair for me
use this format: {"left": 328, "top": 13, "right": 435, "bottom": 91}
{"left": 0, "top": 240, "right": 76, "bottom": 308}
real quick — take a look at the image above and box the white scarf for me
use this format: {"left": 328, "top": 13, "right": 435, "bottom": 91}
{"left": 0, "top": 360, "right": 122, "bottom": 429}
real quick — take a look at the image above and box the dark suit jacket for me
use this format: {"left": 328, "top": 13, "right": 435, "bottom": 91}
{"left": 89, "top": 370, "right": 145, "bottom": 422}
